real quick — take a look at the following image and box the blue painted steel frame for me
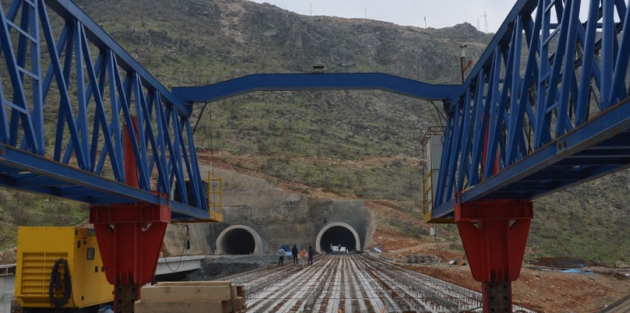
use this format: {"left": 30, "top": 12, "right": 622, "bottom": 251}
{"left": 433, "top": 0, "right": 630, "bottom": 219}
{"left": 173, "top": 73, "right": 459, "bottom": 103}
{"left": 0, "top": 0, "right": 210, "bottom": 220}
{"left": 171, "top": 0, "right": 630, "bottom": 222}
{"left": 2, "top": 0, "right": 630, "bottom": 224}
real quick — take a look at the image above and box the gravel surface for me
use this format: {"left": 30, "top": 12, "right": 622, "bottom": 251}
{"left": 185, "top": 254, "right": 278, "bottom": 281}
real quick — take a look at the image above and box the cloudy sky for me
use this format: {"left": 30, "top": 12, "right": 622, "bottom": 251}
{"left": 248, "top": 0, "right": 518, "bottom": 32}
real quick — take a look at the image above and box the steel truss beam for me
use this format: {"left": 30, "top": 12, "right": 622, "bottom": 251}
{"left": 433, "top": 0, "right": 630, "bottom": 219}
{"left": 173, "top": 73, "right": 460, "bottom": 103}
{"left": 0, "top": 0, "right": 211, "bottom": 221}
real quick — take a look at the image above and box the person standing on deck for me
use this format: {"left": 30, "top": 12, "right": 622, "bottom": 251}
{"left": 278, "top": 247, "right": 285, "bottom": 266}
{"left": 308, "top": 246, "right": 314, "bottom": 265}
{"left": 292, "top": 245, "right": 298, "bottom": 265}
{"left": 299, "top": 248, "right": 307, "bottom": 265}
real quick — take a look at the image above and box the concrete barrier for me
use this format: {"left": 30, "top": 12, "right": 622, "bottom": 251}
{"left": 0, "top": 265, "right": 16, "bottom": 313}
{"left": 155, "top": 256, "right": 206, "bottom": 276}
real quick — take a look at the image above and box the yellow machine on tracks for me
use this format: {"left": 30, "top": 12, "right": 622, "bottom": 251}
{"left": 14, "top": 227, "right": 113, "bottom": 313}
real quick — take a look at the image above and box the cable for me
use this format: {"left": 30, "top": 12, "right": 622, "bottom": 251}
{"left": 49, "top": 258, "right": 72, "bottom": 307}
{"left": 427, "top": 100, "right": 447, "bottom": 147}
{"left": 208, "top": 102, "right": 220, "bottom": 214}
{"left": 432, "top": 225, "right": 446, "bottom": 262}
{"left": 209, "top": 102, "right": 216, "bottom": 210}
{"left": 161, "top": 224, "right": 191, "bottom": 272}
{"left": 428, "top": 100, "right": 447, "bottom": 128}
{"left": 427, "top": 104, "right": 440, "bottom": 127}
{"left": 192, "top": 102, "right": 209, "bottom": 135}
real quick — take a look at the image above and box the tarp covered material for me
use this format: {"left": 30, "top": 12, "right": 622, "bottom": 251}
{"left": 561, "top": 269, "right": 592, "bottom": 274}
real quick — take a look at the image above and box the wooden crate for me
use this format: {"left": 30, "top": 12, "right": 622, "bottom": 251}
{"left": 134, "top": 300, "right": 230, "bottom": 313}
{"left": 142, "top": 285, "right": 231, "bottom": 301}
{"left": 156, "top": 281, "right": 232, "bottom": 287}
{"left": 236, "top": 285, "right": 246, "bottom": 298}
{"left": 232, "top": 296, "right": 245, "bottom": 312}
{"left": 140, "top": 281, "right": 241, "bottom": 313}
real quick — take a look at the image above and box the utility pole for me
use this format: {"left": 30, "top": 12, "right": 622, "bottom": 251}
{"left": 460, "top": 45, "right": 473, "bottom": 83}
{"left": 483, "top": 10, "right": 489, "bottom": 33}
{"left": 310, "top": 3, "right": 312, "bottom": 16}
{"left": 424, "top": 16, "right": 427, "bottom": 28}
{"left": 460, "top": 45, "right": 467, "bottom": 83}
{"left": 365, "top": 7, "right": 367, "bottom": 19}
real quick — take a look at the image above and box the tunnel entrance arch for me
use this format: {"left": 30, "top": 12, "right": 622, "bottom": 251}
{"left": 316, "top": 222, "right": 361, "bottom": 253}
{"left": 216, "top": 225, "right": 264, "bottom": 255}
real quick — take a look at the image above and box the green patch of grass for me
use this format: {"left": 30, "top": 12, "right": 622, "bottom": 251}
{"left": 0, "top": 191, "right": 89, "bottom": 250}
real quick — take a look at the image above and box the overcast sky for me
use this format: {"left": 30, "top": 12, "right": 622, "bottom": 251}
{"left": 248, "top": 0, "right": 518, "bottom": 32}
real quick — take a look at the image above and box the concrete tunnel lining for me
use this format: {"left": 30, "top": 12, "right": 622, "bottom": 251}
{"left": 316, "top": 222, "right": 361, "bottom": 253}
{"left": 216, "top": 225, "right": 264, "bottom": 255}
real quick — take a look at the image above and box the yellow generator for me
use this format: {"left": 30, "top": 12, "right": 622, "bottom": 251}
{"left": 15, "top": 227, "right": 113, "bottom": 312}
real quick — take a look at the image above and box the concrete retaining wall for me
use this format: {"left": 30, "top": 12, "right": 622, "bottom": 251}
{"left": 205, "top": 194, "right": 374, "bottom": 254}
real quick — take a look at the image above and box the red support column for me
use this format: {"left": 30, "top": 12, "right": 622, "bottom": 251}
{"left": 89, "top": 117, "right": 170, "bottom": 313}
{"left": 455, "top": 200, "right": 533, "bottom": 313}
{"left": 122, "top": 116, "right": 139, "bottom": 189}
{"left": 90, "top": 204, "right": 170, "bottom": 312}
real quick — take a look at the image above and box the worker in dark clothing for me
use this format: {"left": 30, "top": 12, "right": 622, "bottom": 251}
{"left": 292, "top": 245, "right": 298, "bottom": 265}
{"left": 308, "top": 246, "right": 314, "bottom": 265}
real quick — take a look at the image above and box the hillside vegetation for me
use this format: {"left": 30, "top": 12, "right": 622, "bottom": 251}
{"left": 1, "top": 0, "right": 629, "bottom": 264}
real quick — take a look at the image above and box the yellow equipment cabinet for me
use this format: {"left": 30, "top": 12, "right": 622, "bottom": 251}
{"left": 15, "top": 227, "right": 113, "bottom": 311}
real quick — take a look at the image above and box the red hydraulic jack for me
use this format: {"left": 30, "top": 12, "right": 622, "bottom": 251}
{"left": 90, "top": 118, "right": 170, "bottom": 313}
{"left": 455, "top": 200, "right": 533, "bottom": 313}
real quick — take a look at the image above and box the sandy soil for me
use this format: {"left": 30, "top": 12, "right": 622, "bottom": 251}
{"left": 369, "top": 224, "right": 630, "bottom": 313}
{"left": 405, "top": 264, "right": 630, "bottom": 313}
{"left": 366, "top": 217, "right": 630, "bottom": 313}
{"left": 360, "top": 196, "right": 630, "bottom": 312}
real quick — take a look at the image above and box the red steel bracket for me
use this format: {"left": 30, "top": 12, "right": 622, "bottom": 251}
{"left": 90, "top": 204, "right": 170, "bottom": 313}
{"left": 455, "top": 200, "right": 533, "bottom": 312}
{"left": 89, "top": 204, "right": 170, "bottom": 286}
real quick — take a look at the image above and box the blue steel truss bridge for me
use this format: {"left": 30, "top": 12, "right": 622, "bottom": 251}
{"left": 0, "top": 0, "right": 629, "bottom": 312}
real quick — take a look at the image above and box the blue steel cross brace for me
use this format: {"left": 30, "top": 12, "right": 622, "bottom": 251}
{"left": 432, "top": 0, "right": 630, "bottom": 219}
{"left": 0, "top": 0, "right": 210, "bottom": 221}
{"left": 1, "top": 0, "right": 630, "bottom": 225}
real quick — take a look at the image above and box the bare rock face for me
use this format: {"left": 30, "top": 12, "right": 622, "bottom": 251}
{"left": 434, "top": 22, "right": 487, "bottom": 41}
{"left": 0, "top": 247, "right": 16, "bottom": 264}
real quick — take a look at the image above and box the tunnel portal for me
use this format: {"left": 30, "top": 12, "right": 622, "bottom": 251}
{"left": 320, "top": 226, "right": 357, "bottom": 253}
{"left": 216, "top": 225, "right": 264, "bottom": 255}
{"left": 221, "top": 228, "right": 255, "bottom": 255}
{"left": 316, "top": 222, "right": 362, "bottom": 253}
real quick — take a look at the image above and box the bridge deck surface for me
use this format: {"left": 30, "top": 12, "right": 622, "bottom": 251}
{"left": 218, "top": 254, "right": 534, "bottom": 313}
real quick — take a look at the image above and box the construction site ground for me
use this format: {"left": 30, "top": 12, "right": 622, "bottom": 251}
{"left": 4, "top": 156, "right": 630, "bottom": 312}
{"left": 4, "top": 244, "right": 630, "bottom": 312}
{"left": 157, "top": 250, "right": 630, "bottom": 312}
{"left": 370, "top": 228, "right": 630, "bottom": 313}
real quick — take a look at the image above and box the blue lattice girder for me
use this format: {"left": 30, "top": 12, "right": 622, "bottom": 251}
{"left": 433, "top": 0, "right": 630, "bottom": 219}
{"left": 2, "top": 0, "right": 630, "bottom": 225}
{"left": 0, "top": 0, "right": 210, "bottom": 220}
{"left": 172, "top": 73, "right": 460, "bottom": 103}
